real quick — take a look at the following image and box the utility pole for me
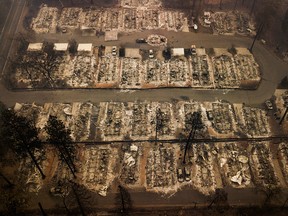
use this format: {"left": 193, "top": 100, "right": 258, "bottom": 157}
{"left": 183, "top": 112, "right": 201, "bottom": 164}
{"left": 192, "top": 0, "right": 196, "bottom": 10}
{"left": 118, "top": 185, "right": 126, "bottom": 215}
{"left": 71, "top": 183, "right": 85, "bottom": 216}
{"left": 197, "top": 0, "right": 203, "bottom": 17}
{"left": 282, "top": 196, "right": 288, "bottom": 209}
{"left": 219, "top": 0, "right": 223, "bottom": 9}
{"left": 59, "top": 148, "right": 77, "bottom": 178}
{"left": 250, "top": 0, "right": 256, "bottom": 15}
{"left": 233, "top": 0, "right": 238, "bottom": 11}
{"left": 62, "top": 143, "right": 77, "bottom": 172}
{"left": 38, "top": 202, "right": 47, "bottom": 216}
{"left": 58, "top": 0, "right": 64, "bottom": 7}
{"left": 249, "top": 22, "right": 264, "bottom": 52}
{"left": 26, "top": 147, "right": 46, "bottom": 179}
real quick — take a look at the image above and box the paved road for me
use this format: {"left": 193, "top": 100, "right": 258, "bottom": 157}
{"left": 1, "top": 4, "right": 288, "bottom": 211}
{"left": 1, "top": 31, "right": 288, "bottom": 107}
{"left": 0, "top": 4, "right": 287, "bottom": 108}
{"left": 0, "top": 0, "right": 26, "bottom": 77}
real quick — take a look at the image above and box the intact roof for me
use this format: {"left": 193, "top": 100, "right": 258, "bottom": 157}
{"left": 77, "top": 43, "right": 93, "bottom": 52}
{"left": 54, "top": 43, "right": 68, "bottom": 51}
{"left": 172, "top": 48, "right": 185, "bottom": 56}
{"left": 27, "top": 43, "right": 43, "bottom": 51}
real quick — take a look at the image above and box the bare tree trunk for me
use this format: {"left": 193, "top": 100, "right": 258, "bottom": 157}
{"left": 219, "top": 0, "right": 223, "bottom": 9}
{"left": 250, "top": 0, "right": 256, "bottom": 15}
{"left": 38, "top": 202, "right": 47, "bottom": 216}
{"left": 62, "top": 143, "right": 77, "bottom": 172}
{"left": 72, "top": 184, "right": 86, "bottom": 216}
{"left": 118, "top": 185, "right": 126, "bottom": 215}
{"left": 233, "top": 0, "right": 238, "bottom": 11}
{"left": 58, "top": 146, "right": 77, "bottom": 179}
{"left": 279, "top": 107, "right": 288, "bottom": 125}
{"left": 26, "top": 148, "right": 46, "bottom": 179}
{"left": 0, "top": 171, "right": 14, "bottom": 187}
{"left": 249, "top": 22, "right": 264, "bottom": 52}
{"left": 63, "top": 197, "right": 71, "bottom": 214}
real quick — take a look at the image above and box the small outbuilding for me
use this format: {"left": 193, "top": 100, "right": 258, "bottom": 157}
{"left": 172, "top": 48, "right": 185, "bottom": 57}
{"left": 27, "top": 43, "right": 43, "bottom": 51}
{"left": 54, "top": 43, "right": 68, "bottom": 51}
{"left": 77, "top": 43, "right": 93, "bottom": 53}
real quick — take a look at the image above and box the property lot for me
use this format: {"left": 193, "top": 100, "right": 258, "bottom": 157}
{"left": 146, "top": 143, "right": 177, "bottom": 192}
{"left": 216, "top": 142, "right": 251, "bottom": 188}
{"left": 12, "top": 100, "right": 286, "bottom": 142}
{"left": 190, "top": 143, "right": 217, "bottom": 195}
{"left": 190, "top": 53, "right": 214, "bottom": 88}
{"left": 6, "top": 140, "right": 288, "bottom": 206}
{"left": 249, "top": 142, "right": 279, "bottom": 187}
{"left": 13, "top": 45, "right": 261, "bottom": 90}
{"left": 240, "top": 106, "right": 270, "bottom": 137}
{"left": 30, "top": 5, "right": 187, "bottom": 33}
{"left": 120, "top": 58, "right": 143, "bottom": 88}
{"left": 200, "top": 11, "right": 256, "bottom": 36}
{"left": 96, "top": 55, "right": 120, "bottom": 87}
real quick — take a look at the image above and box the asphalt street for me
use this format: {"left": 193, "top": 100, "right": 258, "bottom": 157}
{"left": 0, "top": 2, "right": 287, "bottom": 108}
{"left": 1, "top": 2, "right": 288, "bottom": 211}
{"left": 0, "top": 0, "right": 26, "bottom": 78}
{"left": 0, "top": 32, "right": 287, "bottom": 107}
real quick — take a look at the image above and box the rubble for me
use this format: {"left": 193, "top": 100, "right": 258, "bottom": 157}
{"left": 120, "top": 58, "right": 144, "bottom": 88}
{"left": 121, "top": 0, "right": 162, "bottom": 8}
{"left": 249, "top": 142, "right": 279, "bottom": 187}
{"left": 154, "top": 102, "right": 176, "bottom": 139}
{"left": 66, "top": 54, "right": 97, "bottom": 88}
{"left": 189, "top": 49, "right": 214, "bottom": 88}
{"left": 278, "top": 142, "right": 288, "bottom": 184}
{"left": 14, "top": 46, "right": 261, "bottom": 90}
{"left": 123, "top": 9, "right": 137, "bottom": 30}
{"left": 212, "top": 54, "right": 240, "bottom": 88}
{"left": 81, "top": 8, "right": 103, "bottom": 29}
{"left": 234, "top": 54, "right": 260, "bottom": 81}
{"left": 96, "top": 55, "right": 120, "bottom": 87}
{"left": 179, "top": 102, "right": 202, "bottom": 133}
{"left": 137, "top": 10, "right": 159, "bottom": 30}
{"left": 144, "top": 59, "right": 168, "bottom": 87}
{"left": 209, "top": 102, "right": 235, "bottom": 135}
{"left": 15, "top": 51, "right": 64, "bottom": 88}
{"left": 200, "top": 11, "right": 256, "bottom": 36}
{"left": 70, "top": 103, "right": 93, "bottom": 141}
{"left": 31, "top": 6, "right": 187, "bottom": 33}
{"left": 240, "top": 106, "right": 270, "bottom": 137}
{"left": 190, "top": 143, "right": 217, "bottom": 195}
{"left": 146, "top": 34, "right": 167, "bottom": 47}
{"left": 168, "top": 57, "right": 189, "bottom": 86}
{"left": 78, "top": 146, "right": 116, "bottom": 195}
{"left": 129, "top": 102, "right": 153, "bottom": 139}
{"left": 12, "top": 100, "right": 280, "bottom": 142}
{"left": 119, "top": 144, "right": 142, "bottom": 185}
{"left": 58, "top": 8, "right": 83, "bottom": 30}
{"left": 19, "top": 149, "right": 47, "bottom": 194}
{"left": 30, "top": 5, "right": 58, "bottom": 33}
{"left": 216, "top": 142, "right": 251, "bottom": 187}
{"left": 146, "top": 143, "right": 177, "bottom": 193}
{"left": 274, "top": 90, "right": 288, "bottom": 125}
{"left": 100, "top": 102, "right": 125, "bottom": 140}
